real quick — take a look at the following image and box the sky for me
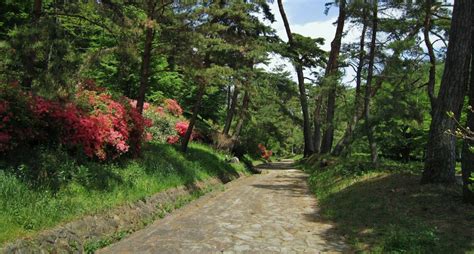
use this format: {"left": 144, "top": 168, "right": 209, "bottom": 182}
{"left": 261, "top": 0, "right": 452, "bottom": 85}
{"left": 261, "top": 0, "right": 360, "bottom": 84}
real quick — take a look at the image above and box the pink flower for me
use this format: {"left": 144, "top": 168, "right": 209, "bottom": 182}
{"left": 129, "top": 99, "right": 137, "bottom": 108}
{"left": 145, "top": 132, "right": 153, "bottom": 142}
{"left": 175, "top": 121, "right": 189, "bottom": 137}
{"left": 164, "top": 99, "right": 183, "bottom": 116}
{"left": 116, "top": 141, "right": 129, "bottom": 153}
{"left": 167, "top": 135, "right": 180, "bottom": 144}
{"left": 155, "top": 106, "right": 165, "bottom": 116}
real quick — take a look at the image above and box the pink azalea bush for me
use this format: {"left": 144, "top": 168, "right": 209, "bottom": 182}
{"left": 164, "top": 99, "right": 183, "bottom": 116}
{"left": 0, "top": 82, "right": 149, "bottom": 160}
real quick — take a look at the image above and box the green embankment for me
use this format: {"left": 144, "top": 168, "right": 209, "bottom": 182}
{"left": 303, "top": 155, "right": 474, "bottom": 253}
{"left": 0, "top": 142, "right": 246, "bottom": 245}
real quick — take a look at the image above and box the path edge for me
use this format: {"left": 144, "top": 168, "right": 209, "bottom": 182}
{"left": 2, "top": 170, "right": 249, "bottom": 253}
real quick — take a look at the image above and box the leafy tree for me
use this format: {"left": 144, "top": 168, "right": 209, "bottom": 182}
{"left": 276, "top": 0, "right": 325, "bottom": 157}
{"left": 320, "top": 0, "right": 347, "bottom": 154}
{"left": 422, "top": 0, "right": 472, "bottom": 184}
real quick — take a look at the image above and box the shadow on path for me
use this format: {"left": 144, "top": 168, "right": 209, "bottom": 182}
{"left": 255, "top": 160, "right": 297, "bottom": 170}
{"left": 308, "top": 173, "right": 474, "bottom": 252}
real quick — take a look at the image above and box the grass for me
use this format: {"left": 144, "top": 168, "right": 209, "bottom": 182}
{"left": 303, "top": 155, "right": 474, "bottom": 253}
{"left": 0, "top": 142, "right": 246, "bottom": 246}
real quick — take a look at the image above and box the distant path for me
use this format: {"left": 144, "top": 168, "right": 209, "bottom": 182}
{"left": 98, "top": 160, "right": 349, "bottom": 253}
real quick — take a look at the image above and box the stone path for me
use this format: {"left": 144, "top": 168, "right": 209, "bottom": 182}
{"left": 98, "top": 160, "right": 349, "bottom": 253}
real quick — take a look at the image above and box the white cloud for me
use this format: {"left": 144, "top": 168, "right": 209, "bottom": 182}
{"left": 260, "top": 3, "right": 360, "bottom": 85}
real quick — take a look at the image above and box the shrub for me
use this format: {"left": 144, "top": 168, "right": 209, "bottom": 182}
{"left": 143, "top": 107, "right": 177, "bottom": 143}
{"left": 0, "top": 82, "right": 149, "bottom": 160}
{"left": 0, "top": 82, "right": 39, "bottom": 152}
{"left": 258, "top": 143, "right": 272, "bottom": 161}
{"left": 164, "top": 99, "right": 183, "bottom": 116}
{"left": 142, "top": 99, "right": 199, "bottom": 145}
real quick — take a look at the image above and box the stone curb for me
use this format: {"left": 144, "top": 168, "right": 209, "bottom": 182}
{"left": 1, "top": 173, "right": 245, "bottom": 254}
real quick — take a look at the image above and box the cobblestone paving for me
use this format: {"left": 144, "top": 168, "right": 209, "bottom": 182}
{"left": 99, "top": 161, "right": 349, "bottom": 253}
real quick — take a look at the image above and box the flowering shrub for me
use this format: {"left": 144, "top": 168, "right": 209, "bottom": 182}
{"left": 258, "top": 143, "right": 273, "bottom": 161}
{"left": 143, "top": 99, "right": 199, "bottom": 145}
{"left": 143, "top": 106, "right": 177, "bottom": 143}
{"left": 0, "top": 82, "right": 149, "bottom": 160}
{"left": 164, "top": 99, "right": 183, "bottom": 116}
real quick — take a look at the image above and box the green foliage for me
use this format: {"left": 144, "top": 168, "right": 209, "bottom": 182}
{"left": 235, "top": 71, "right": 303, "bottom": 158}
{"left": 0, "top": 142, "right": 246, "bottom": 244}
{"left": 144, "top": 111, "right": 178, "bottom": 143}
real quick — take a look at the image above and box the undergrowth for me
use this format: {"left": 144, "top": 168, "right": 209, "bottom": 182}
{"left": 303, "top": 155, "right": 474, "bottom": 253}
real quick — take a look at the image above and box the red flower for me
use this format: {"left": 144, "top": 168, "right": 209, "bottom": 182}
{"left": 257, "top": 144, "right": 272, "bottom": 161}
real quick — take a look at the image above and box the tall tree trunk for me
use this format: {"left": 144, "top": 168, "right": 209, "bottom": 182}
{"left": 223, "top": 84, "right": 239, "bottom": 135}
{"left": 422, "top": 0, "right": 472, "bottom": 184}
{"left": 33, "top": 0, "right": 42, "bottom": 22}
{"left": 277, "top": 0, "right": 314, "bottom": 157}
{"left": 233, "top": 90, "right": 250, "bottom": 139}
{"left": 364, "top": 2, "right": 379, "bottom": 165}
{"left": 137, "top": 23, "right": 154, "bottom": 114}
{"left": 332, "top": 16, "right": 368, "bottom": 156}
{"left": 320, "top": 0, "right": 346, "bottom": 154}
{"left": 23, "top": 0, "right": 43, "bottom": 89}
{"left": 423, "top": 0, "right": 437, "bottom": 113}
{"left": 226, "top": 85, "right": 231, "bottom": 112}
{"left": 462, "top": 50, "right": 474, "bottom": 204}
{"left": 181, "top": 82, "right": 206, "bottom": 153}
{"left": 313, "top": 94, "right": 323, "bottom": 154}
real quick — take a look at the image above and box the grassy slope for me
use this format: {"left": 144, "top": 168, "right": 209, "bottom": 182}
{"left": 0, "top": 142, "right": 246, "bottom": 245}
{"left": 303, "top": 156, "right": 474, "bottom": 253}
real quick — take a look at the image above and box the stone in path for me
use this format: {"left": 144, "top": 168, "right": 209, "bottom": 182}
{"left": 98, "top": 161, "right": 349, "bottom": 253}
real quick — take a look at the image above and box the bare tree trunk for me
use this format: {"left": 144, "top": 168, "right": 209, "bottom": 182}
{"left": 223, "top": 84, "right": 239, "bottom": 135}
{"left": 332, "top": 16, "right": 368, "bottom": 157}
{"left": 181, "top": 82, "right": 206, "bottom": 153}
{"left": 277, "top": 0, "right": 314, "bottom": 157}
{"left": 423, "top": 0, "right": 437, "bottom": 113}
{"left": 320, "top": 0, "right": 346, "bottom": 154}
{"left": 33, "top": 0, "right": 42, "bottom": 22}
{"left": 313, "top": 94, "right": 323, "bottom": 154}
{"left": 422, "top": 0, "right": 472, "bottom": 184}
{"left": 23, "top": 0, "right": 43, "bottom": 89}
{"left": 462, "top": 50, "right": 474, "bottom": 204}
{"left": 137, "top": 25, "right": 154, "bottom": 114}
{"left": 233, "top": 90, "right": 250, "bottom": 139}
{"left": 226, "top": 85, "right": 231, "bottom": 112}
{"left": 364, "top": 2, "right": 379, "bottom": 165}
{"left": 296, "top": 66, "right": 314, "bottom": 156}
